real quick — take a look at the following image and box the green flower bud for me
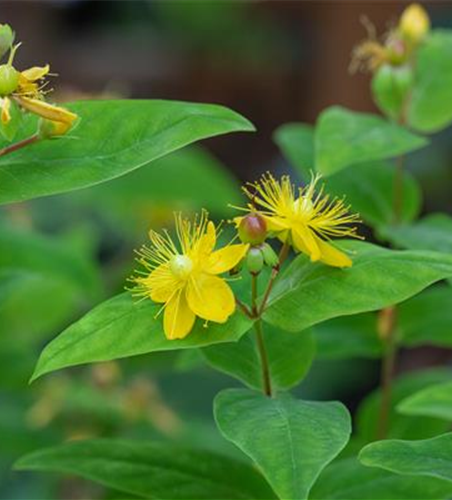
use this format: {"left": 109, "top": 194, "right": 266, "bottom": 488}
{"left": 238, "top": 212, "right": 267, "bottom": 245}
{"left": 0, "top": 64, "right": 18, "bottom": 96}
{"left": 386, "top": 37, "right": 407, "bottom": 66}
{"left": 372, "top": 63, "right": 413, "bottom": 120}
{"left": 261, "top": 243, "right": 279, "bottom": 268}
{"left": 246, "top": 247, "right": 264, "bottom": 275}
{"left": 0, "top": 25, "right": 14, "bottom": 61}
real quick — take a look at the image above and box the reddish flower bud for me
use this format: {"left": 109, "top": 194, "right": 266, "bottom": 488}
{"left": 238, "top": 212, "right": 267, "bottom": 245}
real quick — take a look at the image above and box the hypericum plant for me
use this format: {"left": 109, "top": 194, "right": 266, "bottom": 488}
{"left": 6, "top": 3, "right": 452, "bottom": 500}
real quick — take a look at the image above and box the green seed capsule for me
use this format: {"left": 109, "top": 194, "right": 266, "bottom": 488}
{"left": 246, "top": 247, "right": 264, "bottom": 274}
{"left": 372, "top": 64, "right": 403, "bottom": 120}
{"left": 0, "top": 64, "right": 19, "bottom": 96}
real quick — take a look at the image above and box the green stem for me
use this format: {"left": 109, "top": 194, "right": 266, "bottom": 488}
{"left": 251, "top": 273, "right": 272, "bottom": 397}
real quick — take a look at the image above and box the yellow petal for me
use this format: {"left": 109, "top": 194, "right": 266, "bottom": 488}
{"left": 263, "top": 215, "right": 290, "bottom": 233}
{"left": 16, "top": 96, "right": 77, "bottom": 124}
{"left": 399, "top": 3, "right": 430, "bottom": 42}
{"left": 147, "top": 263, "right": 181, "bottom": 303}
{"left": 292, "top": 225, "right": 321, "bottom": 261}
{"left": 186, "top": 274, "right": 235, "bottom": 323}
{"left": 1, "top": 97, "right": 11, "bottom": 124}
{"left": 163, "top": 289, "right": 196, "bottom": 340}
{"left": 20, "top": 65, "right": 50, "bottom": 82}
{"left": 205, "top": 243, "right": 249, "bottom": 275}
{"left": 316, "top": 237, "right": 352, "bottom": 268}
{"left": 196, "top": 220, "right": 216, "bottom": 256}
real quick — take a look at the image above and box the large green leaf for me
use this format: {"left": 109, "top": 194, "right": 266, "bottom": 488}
{"left": 360, "top": 433, "right": 452, "bottom": 483}
{"left": 314, "top": 106, "right": 427, "bottom": 176}
{"left": 74, "top": 145, "right": 242, "bottom": 230}
{"left": 31, "top": 293, "right": 253, "bottom": 381}
{"left": 314, "top": 314, "right": 382, "bottom": 360}
{"left": 397, "top": 381, "right": 452, "bottom": 421}
{"left": 382, "top": 214, "right": 452, "bottom": 253}
{"left": 408, "top": 30, "right": 452, "bottom": 132}
{"left": 214, "top": 389, "right": 351, "bottom": 500}
{"left": 325, "top": 162, "right": 421, "bottom": 228}
{"left": 203, "top": 326, "right": 315, "bottom": 390}
{"left": 272, "top": 123, "right": 314, "bottom": 178}
{"left": 310, "top": 457, "right": 452, "bottom": 500}
{"left": 356, "top": 368, "right": 452, "bottom": 442}
{"left": 0, "top": 100, "right": 254, "bottom": 205}
{"left": 15, "top": 439, "right": 275, "bottom": 500}
{"left": 398, "top": 285, "right": 452, "bottom": 347}
{"left": 263, "top": 241, "right": 452, "bottom": 332}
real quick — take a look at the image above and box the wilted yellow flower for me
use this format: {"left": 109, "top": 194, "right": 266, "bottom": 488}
{"left": 399, "top": 3, "right": 430, "bottom": 44}
{"left": 0, "top": 42, "right": 77, "bottom": 136}
{"left": 237, "top": 174, "right": 360, "bottom": 268}
{"left": 131, "top": 211, "right": 248, "bottom": 340}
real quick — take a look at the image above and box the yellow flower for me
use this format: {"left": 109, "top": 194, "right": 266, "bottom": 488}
{"left": 0, "top": 43, "right": 77, "bottom": 136}
{"left": 130, "top": 211, "right": 249, "bottom": 340}
{"left": 399, "top": 4, "right": 430, "bottom": 44}
{"left": 237, "top": 174, "right": 360, "bottom": 268}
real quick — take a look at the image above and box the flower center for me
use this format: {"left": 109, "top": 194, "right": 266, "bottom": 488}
{"left": 169, "top": 254, "right": 193, "bottom": 280}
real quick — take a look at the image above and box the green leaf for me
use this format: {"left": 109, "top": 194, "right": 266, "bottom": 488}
{"left": 324, "top": 162, "right": 421, "bottom": 228}
{"left": 203, "top": 326, "right": 315, "bottom": 390}
{"left": 272, "top": 123, "right": 314, "bottom": 178}
{"left": 31, "top": 293, "right": 253, "bottom": 381}
{"left": 214, "top": 388, "right": 351, "bottom": 500}
{"left": 314, "top": 314, "right": 382, "bottom": 360}
{"left": 382, "top": 214, "right": 452, "bottom": 253}
{"left": 310, "top": 457, "right": 452, "bottom": 500}
{"left": 315, "top": 106, "right": 427, "bottom": 176}
{"left": 397, "top": 381, "right": 452, "bottom": 421}
{"left": 356, "top": 368, "right": 452, "bottom": 442}
{"left": 398, "top": 285, "right": 452, "bottom": 348}
{"left": 74, "top": 145, "right": 242, "bottom": 230}
{"left": 360, "top": 433, "right": 452, "bottom": 483}
{"left": 0, "top": 99, "right": 254, "bottom": 205}
{"left": 15, "top": 439, "right": 275, "bottom": 500}
{"left": 0, "top": 223, "right": 100, "bottom": 299}
{"left": 263, "top": 240, "right": 452, "bottom": 332}
{"left": 408, "top": 30, "right": 452, "bottom": 132}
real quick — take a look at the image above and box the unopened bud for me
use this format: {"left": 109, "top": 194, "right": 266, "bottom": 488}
{"left": 0, "top": 64, "right": 18, "bottom": 96}
{"left": 238, "top": 212, "right": 267, "bottom": 245}
{"left": 0, "top": 25, "right": 14, "bottom": 61}
{"left": 372, "top": 63, "right": 413, "bottom": 120}
{"left": 261, "top": 243, "right": 279, "bottom": 268}
{"left": 399, "top": 3, "right": 430, "bottom": 44}
{"left": 386, "top": 37, "right": 407, "bottom": 66}
{"left": 246, "top": 247, "right": 264, "bottom": 275}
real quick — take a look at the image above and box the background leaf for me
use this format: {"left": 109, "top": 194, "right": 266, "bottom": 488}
{"left": 314, "top": 106, "right": 427, "bottom": 176}
{"left": 408, "top": 30, "right": 452, "bottom": 132}
{"left": 214, "top": 388, "right": 351, "bottom": 500}
{"left": 310, "top": 457, "right": 452, "bottom": 500}
{"left": 397, "top": 381, "right": 452, "bottom": 421}
{"left": 356, "top": 368, "right": 452, "bottom": 442}
{"left": 263, "top": 241, "right": 452, "bottom": 332}
{"left": 0, "top": 99, "right": 254, "bottom": 205}
{"left": 324, "top": 162, "right": 422, "bottom": 228}
{"left": 359, "top": 433, "right": 452, "bottom": 483}
{"left": 32, "top": 293, "right": 253, "bottom": 381}
{"left": 273, "top": 123, "right": 314, "bottom": 178}
{"left": 382, "top": 214, "right": 452, "bottom": 253}
{"left": 15, "top": 439, "right": 275, "bottom": 500}
{"left": 202, "top": 326, "right": 315, "bottom": 390}
{"left": 314, "top": 314, "right": 382, "bottom": 360}
{"left": 398, "top": 285, "right": 452, "bottom": 348}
